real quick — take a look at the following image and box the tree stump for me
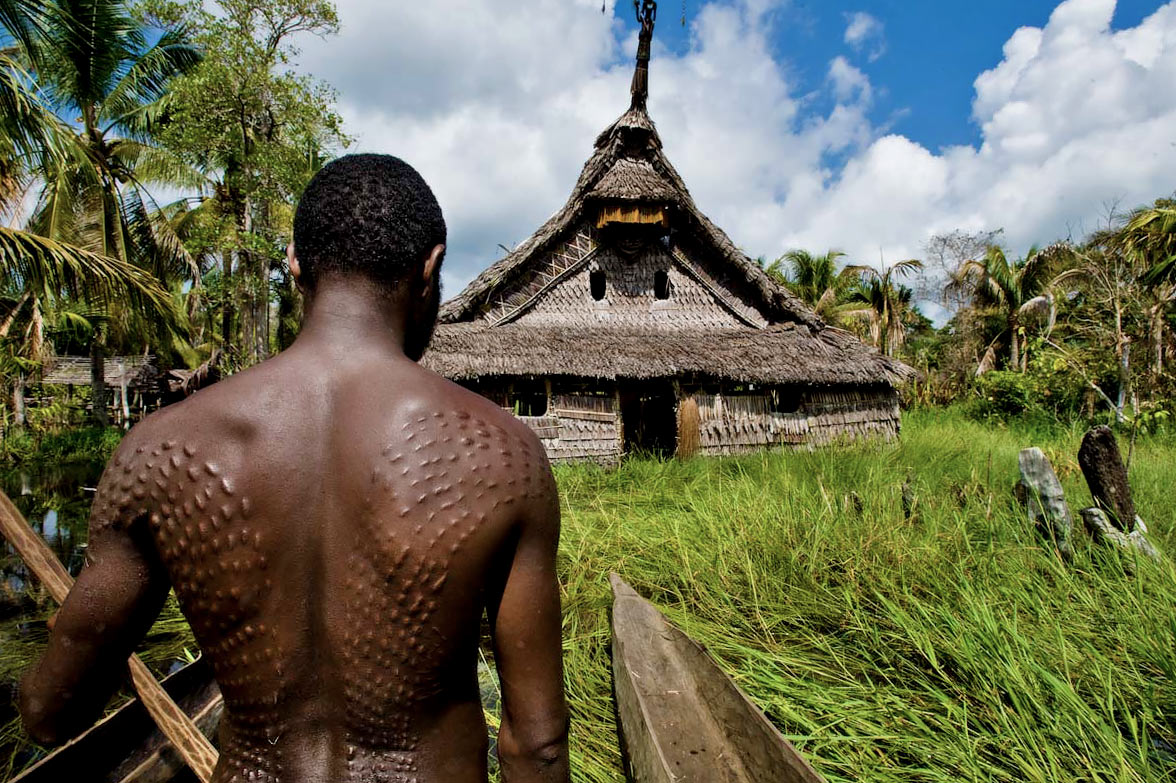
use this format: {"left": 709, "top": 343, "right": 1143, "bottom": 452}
{"left": 1078, "top": 426, "right": 1137, "bottom": 532}
{"left": 1015, "top": 447, "right": 1074, "bottom": 561}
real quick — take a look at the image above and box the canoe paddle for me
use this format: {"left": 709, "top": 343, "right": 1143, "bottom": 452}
{"left": 0, "top": 489, "right": 218, "bottom": 783}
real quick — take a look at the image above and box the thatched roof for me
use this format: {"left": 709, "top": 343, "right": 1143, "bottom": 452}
{"left": 424, "top": 323, "right": 913, "bottom": 387}
{"left": 438, "top": 94, "right": 821, "bottom": 331}
{"left": 588, "top": 158, "right": 678, "bottom": 202}
{"left": 431, "top": 8, "right": 910, "bottom": 391}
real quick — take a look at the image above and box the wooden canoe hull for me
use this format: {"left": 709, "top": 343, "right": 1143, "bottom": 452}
{"left": 12, "top": 657, "right": 223, "bottom": 783}
{"left": 610, "top": 575, "right": 825, "bottom": 783}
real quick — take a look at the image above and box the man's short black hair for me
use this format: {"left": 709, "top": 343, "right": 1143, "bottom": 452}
{"left": 293, "top": 154, "right": 446, "bottom": 290}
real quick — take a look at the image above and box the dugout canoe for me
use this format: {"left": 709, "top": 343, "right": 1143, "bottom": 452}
{"left": 610, "top": 574, "right": 826, "bottom": 783}
{"left": 12, "top": 657, "right": 222, "bottom": 783}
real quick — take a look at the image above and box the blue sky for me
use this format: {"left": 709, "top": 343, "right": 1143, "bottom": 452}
{"left": 296, "top": 0, "right": 1176, "bottom": 313}
{"left": 646, "top": 0, "right": 1165, "bottom": 151}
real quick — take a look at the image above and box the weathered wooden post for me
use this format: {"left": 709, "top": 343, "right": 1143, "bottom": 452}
{"left": 1076, "top": 426, "right": 1159, "bottom": 561}
{"left": 1014, "top": 447, "right": 1074, "bottom": 561}
{"left": 1077, "top": 426, "right": 1137, "bottom": 531}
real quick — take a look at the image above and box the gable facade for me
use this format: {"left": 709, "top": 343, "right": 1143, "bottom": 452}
{"left": 474, "top": 221, "right": 770, "bottom": 330}
{"left": 423, "top": 2, "right": 910, "bottom": 461}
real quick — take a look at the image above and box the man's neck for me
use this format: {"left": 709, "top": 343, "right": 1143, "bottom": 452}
{"left": 296, "top": 279, "right": 411, "bottom": 357}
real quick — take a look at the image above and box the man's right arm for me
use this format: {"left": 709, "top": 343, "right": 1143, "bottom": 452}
{"left": 487, "top": 450, "right": 569, "bottom": 783}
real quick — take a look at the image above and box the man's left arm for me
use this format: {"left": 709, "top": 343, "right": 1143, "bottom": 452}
{"left": 19, "top": 444, "right": 171, "bottom": 746}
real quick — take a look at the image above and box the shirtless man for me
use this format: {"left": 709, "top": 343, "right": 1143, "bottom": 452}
{"left": 19, "top": 154, "right": 569, "bottom": 783}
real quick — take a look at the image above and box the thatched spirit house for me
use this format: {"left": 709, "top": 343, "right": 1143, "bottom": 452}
{"left": 424, "top": 2, "right": 909, "bottom": 462}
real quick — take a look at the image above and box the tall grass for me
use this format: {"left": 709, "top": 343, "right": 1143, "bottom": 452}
{"left": 2, "top": 410, "right": 1173, "bottom": 781}
{"left": 555, "top": 409, "right": 1176, "bottom": 782}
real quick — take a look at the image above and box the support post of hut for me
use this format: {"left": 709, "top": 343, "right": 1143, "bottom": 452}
{"left": 119, "top": 368, "right": 131, "bottom": 427}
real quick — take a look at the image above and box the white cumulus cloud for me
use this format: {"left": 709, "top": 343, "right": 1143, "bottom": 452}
{"left": 297, "top": 0, "right": 1176, "bottom": 318}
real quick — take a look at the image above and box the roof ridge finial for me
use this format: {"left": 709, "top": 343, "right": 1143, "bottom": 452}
{"left": 630, "top": 0, "right": 656, "bottom": 110}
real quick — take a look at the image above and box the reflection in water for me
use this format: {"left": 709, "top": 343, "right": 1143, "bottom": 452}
{"left": 1, "top": 462, "right": 103, "bottom": 615}
{"left": 0, "top": 460, "right": 107, "bottom": 777}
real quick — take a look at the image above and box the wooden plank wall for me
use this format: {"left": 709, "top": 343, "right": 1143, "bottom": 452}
{"left": 516, "top": 387, "right": 899, "bottom": 463}
{"left": 804, "top": 388, "right": 901, "bottom": 446}
{"left": 517, "top": 393, "right": 622, "bottom": 464}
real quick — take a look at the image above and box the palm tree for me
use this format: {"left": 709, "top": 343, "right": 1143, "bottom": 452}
{"left": 1, "top": 0, "right": 197, "bottom": 422}
{"left": 841, "top": 259, "right": 923, "bottom": 357}
{"left": 27, "top": 0, "right": 201, "bottom": 274}
{"left": 1127, "top": 201, "right": 1176, "bottom": 287}
{"left": 948, "top": 247, "right": 1054, "bottom": 371}
{"left": 764, "top": 249, "right": 848, "bottom": 322}
{"left": 1118, "top": 201, "right": 1176, "bottom": 374}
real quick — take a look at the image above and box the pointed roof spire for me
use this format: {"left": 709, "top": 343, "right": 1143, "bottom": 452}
{"left": 630, "top": 0, "right": 657, "bottom": 110}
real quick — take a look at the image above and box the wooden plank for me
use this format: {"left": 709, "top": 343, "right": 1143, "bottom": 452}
{"left": 551, "top": 408, "right": 616, "bottom": 422}
{"left": 12, "top": 659, "right": 222, "bottom": 783}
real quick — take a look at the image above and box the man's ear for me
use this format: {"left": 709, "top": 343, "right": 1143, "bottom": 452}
{"left": 421, "top": 244, "right": 445, "bottom": 299}
{"left": 288, "top": 243, "right": 303, "bottom": 291}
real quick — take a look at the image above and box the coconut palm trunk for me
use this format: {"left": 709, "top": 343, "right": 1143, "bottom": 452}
{"left": 11, "top": 372, "right": 26, "bottom": 428}
{"left": 1153, "top": 306, "right": 1164, "bottom": 375}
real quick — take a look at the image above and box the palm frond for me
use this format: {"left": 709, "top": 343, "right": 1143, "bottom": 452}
{"left": 111, "top": 137, "right": 208, "bottom": 190}
{"left": 886, "top": 259, "right": 923, "bottom": 279}
{"left": 40, "top": 0, "right": 142, "bottom": 113}
{"left": 0, "top": 53, "right": 69, "bottom": 171}
{"left": 101, "top": 25, "right": 201, "bottom": 136}
{"left": 0, "top": 225, "right": 171, "bottom": 314}
{"left": 0, "top": 0, "right": 49, "bottom": 64}
{"left": 1141, "top": 254, "right": 1176, "bottom": 288}
{"left": 120, "top": 183, "right": 200, "bottom": 283}
{"left": 841, "top": 263, "right": 881, "bottom": 283}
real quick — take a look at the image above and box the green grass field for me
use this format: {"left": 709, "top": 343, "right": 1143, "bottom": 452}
{"left": 555, "top": 409, "right": 1176, "bottom": 783}
{"left": 3, "top": 409, "right": 1175, "bottom": 781}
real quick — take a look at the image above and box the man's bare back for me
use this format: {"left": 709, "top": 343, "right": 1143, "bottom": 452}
{"left": 20, "top": 155, "right": 569, "bottom": 783}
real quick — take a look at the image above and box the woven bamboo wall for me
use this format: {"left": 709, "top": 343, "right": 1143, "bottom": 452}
{"left": 689, "top": 387, "right": 899, "bottom": 455}
{"left": 507, "top": 385, "right": 898, "bottom": 462}
{"left": 517, "top": 392, "right": 622, "bottom": 464}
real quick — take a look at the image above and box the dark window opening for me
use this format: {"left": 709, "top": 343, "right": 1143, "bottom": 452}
{"left": 590, "top": 270, "right": 606, "bottom": 301}
{"left": 654, "top": 269, "right": 670, "bottom": 300}
{"left": 770, "top": 388, "right": 803, "bottom": 414}
{"left": 511, "top": 384, "right": 549, "bottom": 417}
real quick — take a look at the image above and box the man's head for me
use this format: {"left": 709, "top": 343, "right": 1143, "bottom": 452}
{"left": 291, "top": 154, "right": 447, "bottom": 358}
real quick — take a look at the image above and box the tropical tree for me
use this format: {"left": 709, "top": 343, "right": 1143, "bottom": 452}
{"left": 1118, "top": 200, "right": 1176, "bottom": 374}
{"left": 775, "top": 249, "right": 848, "bottom": 322}
{"left": 841, "top": 259, "right": 923, "bottom": 357}
{"left": 24, "top": 0, "right": 202, "bottom": 272}
{"left": 145, "top": 0, "right": 346, "bottom": 364}
{"left": 1, "top": 0, "right": 184, "bottom": 424}
{"left": 948, "top": 246, "right": 1056, "bottom": 372}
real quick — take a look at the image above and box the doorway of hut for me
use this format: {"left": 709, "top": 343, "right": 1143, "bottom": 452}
{"left": 619, "top": 382, "right": 677, "bottom": 457}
